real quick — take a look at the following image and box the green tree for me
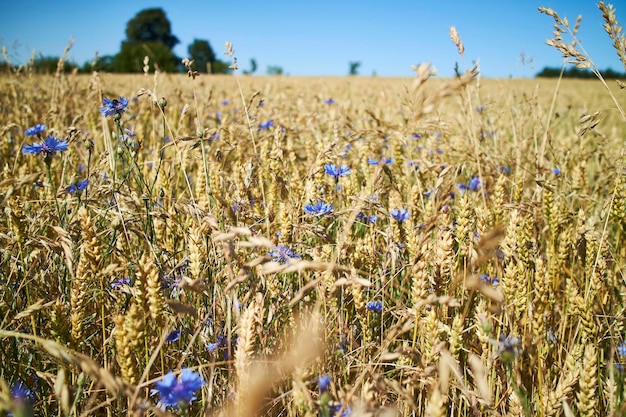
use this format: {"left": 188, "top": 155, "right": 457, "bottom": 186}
{"left": 114, "top": 41, "right": 178, "bottom": 72}
{"left": 187, "top": 39, "right": 216, "bottom": 73}
{"left": 243, "top": 58, "right": 257, "bottom": 75}
{"left": 31, "top": 56, "right": 78, "bottom": 74}
{"left": 82, "top": 55, "right": 115, "bottom": 73}
{"left": 267, "top": 65, "right": 284, "bottom": 75}
{"left": 349, "top": 61, "right": 360, "bottom": 76}
{"left": 125, "top": 8, "right": 179, "bottom": 49}
{"left": 115, "top": 8, "right": 180, "bottom": 72}
{"left": 211, "top": 60, "right": 232, "bottom": 74}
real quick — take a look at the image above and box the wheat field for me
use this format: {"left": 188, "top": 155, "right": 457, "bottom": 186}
{"left": 2, "top": 7, "right": 626, "bottom": 417}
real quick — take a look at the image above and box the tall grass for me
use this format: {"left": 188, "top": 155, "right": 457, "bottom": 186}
{"left": 1, "top": 4, "right": 626, "bottom": 416}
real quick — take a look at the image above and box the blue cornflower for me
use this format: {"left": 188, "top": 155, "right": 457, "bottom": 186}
{"left": 324, "top": 164, "right": 351, "bottom": 181}
{"left": 304, "top": 201, "right": 333, "bottom": 216}
{"left": 259, "top": 120, "right": 274, "bottom": 130}
{"left": 498, "top": 166, "right": 511, "bottom": 175}
{"left": 458, "top": 177, "right": 482, "bottom": 192}
{"left": 547, "top": 329, "right": 558, "bottom": 343}
{"left": 152, "top": 368, "right": 205, "bottom": 409}
{"left": 111, "top": 277, "right": 130, "bottom": 289}
{"left": 166, "top": 330, "right": 181, "bottom": 342}
{"left": 11, "top": 381, "right": 33, "bottom": 402}
{"left": 366, "top": 300, "right": 383, "bottom": 312}
{"left": 9, "top": 380, "right": 33, "bottom": 417}
{"left": 221, "top": 99, "right": 230, "bottom": 105}
{"left": 22, "top": 135, "right": 69, "bottom": 157}
{"left": 617, "top": 343, "right": 626, "bottom": 356}
{"left": 25, "top": 124, "right": 46, "bottom": 136}
{"left": 268, "top": 246, "right": 301, "bottom": 263}
{"left": 324, "top": 98, "right": 335, "bottom": 104}
{"left": 553, "top": 167, "right": 561, "bottom": 176}
{"left": 66, "top": 178, "right": 89, "bottom": 194}
{"left": 318, "top": 375, "right": 331, "bottom": 393}
{"left": 390, "top": 208, "right": 410, "bottom": 222}
{"left": 99, "top": 96, "right": 128, "bottom": 118}
{"left": 479, "top": 274, "right": 499, "bottom": 285}
{"left": 411, "top": 133, "right": 421, "bottom": 139}
{"left": 356, "top": 212, "right": 378, "bottom": 224}
{"left": 367, "top": 157, "right": 394, "bottom": 165}
{"left": 331, "top": 404, "right": 352, "bottom": 417}
{"left": 468, "top": 177, "right": 482, "bottom": 191}
{"left": 497, "top": 334, "right": 522, "bottom": 361}
{"left": 206, "top": 336, "right": 227, "bottom": 353}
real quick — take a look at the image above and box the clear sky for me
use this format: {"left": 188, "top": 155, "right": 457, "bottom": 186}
{"left": 1, "top": 0, "right": 624, "bottom": 78}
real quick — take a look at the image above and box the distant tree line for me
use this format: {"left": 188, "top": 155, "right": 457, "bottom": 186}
{"left": 536, "top": 66, "right": 626, "bottom": 79}
{"left": 0, "top": 8, "right": 234, "bottom": 74}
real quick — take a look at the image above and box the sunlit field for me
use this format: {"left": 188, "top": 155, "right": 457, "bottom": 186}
{"left": 2, "top": 11, "right": 626, "bottom": 416}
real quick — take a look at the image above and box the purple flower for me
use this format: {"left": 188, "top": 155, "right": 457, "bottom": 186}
{"left": 99, "top": 96, "right": 128, "bottom": 118}
{"left": 324, "top": 164, "right": 351, "bottom": 181}
{"left": 318, "top": 375, "right": 331, "bottom": 393}
{"left": 497, "top": 334, "right": 522, "bottom": 360}
{"left": 366, "top": 300, "right": 382, "bottom": 312}
{"left": 221, "top": 100, "right": 230, "bottom": 106}
{"left": 25, "top": 124, "right": 46, "bottom": 136}
{"left": 468, "top": 177, "right": 482, "bottom": 191}
{"left": 304, "top": 201, "right": 333, "bottom": 216}
{"left": 331, "top": 404, "right": 352, "bottom": 417}
{"left": 11, "top": 381, "right": 33, "bottom": 402}
{"left": 166, "top": 330, "right": 181, "bottom": 342}
{"left": 9, "top": 380, "right": 34, "bottom": 416}
{"left": 259, "top": 120, "right": 274, "bottom": 130}
{"left": 268, "top": 246, "right": 301, "bottom": 263}
{"left": 152, "top": 368, "right": 205, "bottom": 409}
{"left": 111, "top": 277, "right": 130, "bottom": 289}
{"left": 368, "top": 157, "right": 394, "bottom": 165}
{"left": 479, "top": 274, "right": 499, "bottom": 285}
{"left": 22, "top": 135, "right": 69, "bottom": 157}
{"left": 324, "top": 98, "right": 335, "bottom": 104}
{"left": 390, "top": 208, "right": 410, "bottom": 222}
{"left": 458, "top": 177, "right": 482, "bottom": 192}
{"left": 356, "top": 212, "right": 378, "bottom": 224}
{"left": 66, "top": 178, "right": 89, "bottom": 194}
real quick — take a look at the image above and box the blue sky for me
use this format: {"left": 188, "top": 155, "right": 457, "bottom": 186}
{"left": 1, "top": 0, "right": 624, "bottom": 77}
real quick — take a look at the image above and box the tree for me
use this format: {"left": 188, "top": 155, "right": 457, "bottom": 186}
{"left": 125, "top": 8, "right": 179, "bottom": 50}
{"left": 114, "top": 41, "right": 178, "bottom": 72}
{"left": 82, "top": 55, "right": 115, "bottom": 73}
{"left": 211, "top": 60, "right": 232, "bottom": 74}
{"left": 30, "top": 55, "right": 78, "bottom": 74}
{"left": 349, "top": 61, "right": 361, "bottom": 76}
{"left": 243, "top": 58, "right": 257, "bottom": 75}
{"left": 187, "top": 39, "right": 216, "bottom": 73}
{"left": 267, "top": 65, "right": 284, "bottom": 75}
{"left": 116, "top": 8, "right": 180, "bottom": 72}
